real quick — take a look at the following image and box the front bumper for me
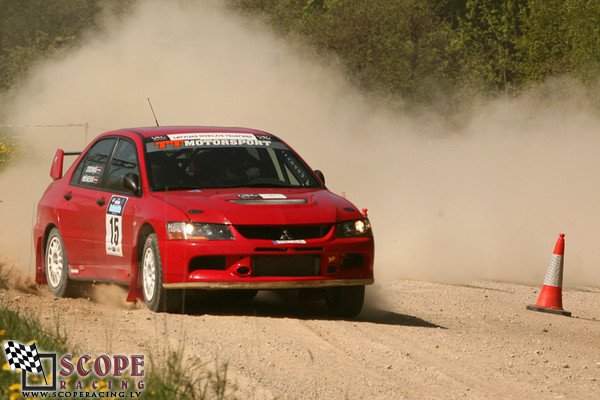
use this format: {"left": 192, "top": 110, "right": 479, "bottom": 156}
{"left": 159, "top": 232, "right": 374, "bottom": 289}
{"left": 163, "top": 278, "right": 373, "bottom": 290}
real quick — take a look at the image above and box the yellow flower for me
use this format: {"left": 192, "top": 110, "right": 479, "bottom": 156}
{"left": 10, "top": 393, "right": 20, "bottom": 400}
{"left": 2, "top": 363, "right": 11, "bottom": 371}
{"left": 0, "top": 329, "right": 6, "bottom": 335}
{"left": 98, "top": 380, "right": 106, "bottom": 387}
{"left": 27, "top": 339, "right": 37, "bottom": 345}
{"left": 9, "top": 383, "right": 20, "bottom": 391}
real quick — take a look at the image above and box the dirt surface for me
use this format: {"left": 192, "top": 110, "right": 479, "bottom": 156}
{"left": 2, "top": 279, "right": 599, "bottom": 399}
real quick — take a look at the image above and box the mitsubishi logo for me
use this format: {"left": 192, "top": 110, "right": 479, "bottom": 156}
{"left": 280, "top": 229, "right": 293, "bottom": 240}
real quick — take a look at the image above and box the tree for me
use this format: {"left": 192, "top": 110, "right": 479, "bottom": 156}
{"left": 516, "top": 0, "right": 570, "bottom": 82}
{"left": 564, "top": 0, "right": 600, "bottom": 83}
{"left": 0, "top": 0, "right": 132, "bottom": 91}
{"left": 453, "top": 0, "right": 527, "bottom": 94}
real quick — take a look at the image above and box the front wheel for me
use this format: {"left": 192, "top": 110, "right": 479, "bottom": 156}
{"left": 45, "top": 228, "right": 75, "bottom": 297}
{"left": 141, "top": 234, "right": 183, "bottom": 312}
{"left": 325, "top": 285, "right": 365, "bottom": 317}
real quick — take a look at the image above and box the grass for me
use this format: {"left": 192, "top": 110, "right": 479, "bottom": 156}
{"left": 0, "top": 304, "right": 70, "bottom": 400}
{"left": 144, "top": 342, "right": 229, "bottom": 400}
{"left": 0, "top": 280, "right": 232, "bottom": 399}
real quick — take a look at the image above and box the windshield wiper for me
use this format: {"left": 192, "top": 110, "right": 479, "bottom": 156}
{"left": 246, "top": 183, "right": 295, "bottom": 188}
{"left": 154, "top": 185, "right": 200, "bottom": 191}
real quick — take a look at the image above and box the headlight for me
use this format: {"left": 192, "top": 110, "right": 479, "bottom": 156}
{"left": 335, "top": 218, "right": 372, "bottom": 238}
{"left": 166, "top": 222, "right": 234, "bottom": 240}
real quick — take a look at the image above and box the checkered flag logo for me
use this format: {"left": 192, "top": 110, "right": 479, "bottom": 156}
{"left": 2, "top": 340, "right": 44, "bottom": 374}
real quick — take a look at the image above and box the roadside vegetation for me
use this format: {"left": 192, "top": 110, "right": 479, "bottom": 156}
{"left": 0, "top": 137, "right": 23, "bottom": 167}
{"left": 228, "top": 0, "right": 600, "bottom": 108}
{"left": 0, "top": 0, "right": 599, "bottom": 110}
{"left": 0, "top": 265, "right": 230, "bottom": 400}
{"left": 0, "top": 304, "right": 230, "bottom": 399}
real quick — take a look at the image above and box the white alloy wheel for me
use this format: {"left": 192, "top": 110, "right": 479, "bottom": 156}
{"left": 142, "top": 245, "right": 157, "bottom": 302}
{"left": 46, "top": 236, "right": 64, "bottom": 289}
{"left": 45, "top": 227, "right": 74, "bottom": 297}
{"left": 140, "top": 233, "right": 182, "bottom": 312}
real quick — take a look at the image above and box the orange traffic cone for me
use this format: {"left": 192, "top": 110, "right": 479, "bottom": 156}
{"left": 526, "top": 234, "right": 571, "bottom": 316}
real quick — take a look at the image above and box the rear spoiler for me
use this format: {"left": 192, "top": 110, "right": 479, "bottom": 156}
{"left": 50, "top": 149, "right": 81, "bottom": 180}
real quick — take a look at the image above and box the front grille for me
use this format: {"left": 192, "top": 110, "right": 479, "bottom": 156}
{"left": 252, "top": 255, "right": 321, "bottom": 277}
{"left": 236, "top": 225, "right": 332, "bottom": 240}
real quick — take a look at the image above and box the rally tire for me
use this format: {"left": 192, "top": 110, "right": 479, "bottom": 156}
{"left": 45, "top": 228, "right": 75, "bottom": 297}
{"left": 325, "top": 285, "right": 365, "bottom": 318}
{"left": 141, "top": 233, "right": 183, "bottom": 313}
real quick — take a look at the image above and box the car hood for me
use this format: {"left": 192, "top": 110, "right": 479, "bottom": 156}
{"left": 150, "top": 188, "right": 363, "bottom": 225}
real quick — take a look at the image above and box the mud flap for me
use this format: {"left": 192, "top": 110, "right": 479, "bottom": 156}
{"left": 126, "top": 264, "right": 143, "bottom": 302}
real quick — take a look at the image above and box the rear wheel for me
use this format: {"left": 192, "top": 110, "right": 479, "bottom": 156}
{"left": 325, "top": 285, "right": 365, "bottom": 317}
{"left": 141, "top": 234, "right": 183, "bottom": 312}
{"left": 45, "top": 228, "right": 75, "bottom": 297}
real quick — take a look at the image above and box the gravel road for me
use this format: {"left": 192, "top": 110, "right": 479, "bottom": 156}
{"left": 2, "top": 279, "right": 599, "bottom": 399}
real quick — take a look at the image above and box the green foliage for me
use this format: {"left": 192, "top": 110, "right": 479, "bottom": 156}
{"left": 229, "top": 0, "right": 600, "bottom": 106}
{"left": 0, "top": 303, "right": 70, "bottom": 399}
{"left": 231, "top": 0, "right": 455, "bottom": 105}
{"left": 516, "top": 0, "right": 570, "bottom": 82}
{"left": 143, "top": 344, "right": 230, "bottom": 400}
{"left": 0, "top": 0, "right": 133, "bottom": 91}
{"left": 2, "top": 0, "right": 600, "bottom": 107}
{"left": 0, "top": 298, "right": 231, "bottom": 399}
{"left": 0, "top": 137, "right": 23, "bottom": 168}
{"left": 452, "top": 0, "right": 526, "bottom": 94}
{"left": 564, "top": 0, "right": 600, "bottom": 83}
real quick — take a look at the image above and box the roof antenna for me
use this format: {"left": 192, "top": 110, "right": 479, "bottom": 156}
{"left": 147, "top": 97, "right": 160, "bottom": 127}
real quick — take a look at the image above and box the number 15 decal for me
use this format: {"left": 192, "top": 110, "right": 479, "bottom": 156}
{"left": 105, "top": 195, "right": 128, "bottom": 256}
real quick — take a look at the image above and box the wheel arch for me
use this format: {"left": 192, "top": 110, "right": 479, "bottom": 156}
{"left": 35, "top": 223, "right": 60, "bottom": 284}
{"left": 126, "top": 222, "right": 156, "bottom": 302}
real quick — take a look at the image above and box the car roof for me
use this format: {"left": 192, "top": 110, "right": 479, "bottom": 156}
{"left": 104, "top": 126, "right": 276, "bottom": 139}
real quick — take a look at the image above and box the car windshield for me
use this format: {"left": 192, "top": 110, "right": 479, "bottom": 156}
{"left": 144, "top": 132, "right": 324, "bottom": 191}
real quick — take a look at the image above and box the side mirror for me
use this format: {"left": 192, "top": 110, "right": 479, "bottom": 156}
{"left": 314, "top": 170, "right": 325, "bottom": 185}
{"left": 123, "top": 173, "right": 140, "bottom": 195}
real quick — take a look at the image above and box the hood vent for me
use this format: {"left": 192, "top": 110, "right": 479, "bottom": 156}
{"left": 228, "top": 198, "right": 307, "bottom": 205}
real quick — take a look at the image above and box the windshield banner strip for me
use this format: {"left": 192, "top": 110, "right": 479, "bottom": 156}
{"left": 145, "top": 133, "right": 287, "bottom": 152}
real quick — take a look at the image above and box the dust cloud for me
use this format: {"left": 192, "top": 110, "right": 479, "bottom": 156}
{"left": 1, "top": 0, "right": 600, "bottom": 288}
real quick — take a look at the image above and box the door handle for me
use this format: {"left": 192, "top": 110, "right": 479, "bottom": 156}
{"left": 96, "top": 199, "right": 106, "bottom": 206}
{"left": 63, "top": 193, "right": 72, "bottom": 200}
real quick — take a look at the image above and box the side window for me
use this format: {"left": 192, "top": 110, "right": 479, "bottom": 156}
{"left": 71, "top": 139, "right": 116, "bottom": 187}
{"left": 105, "top": 139, "right": 140, "bottom": 193}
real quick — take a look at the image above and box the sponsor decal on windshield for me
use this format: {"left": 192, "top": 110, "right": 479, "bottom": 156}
{"left": 146, "top": 133, "right": 276, "bottom": 151}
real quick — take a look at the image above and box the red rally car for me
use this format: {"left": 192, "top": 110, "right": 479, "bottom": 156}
{"left": 34, "top": 126, "right": 374, "bottom": 316}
